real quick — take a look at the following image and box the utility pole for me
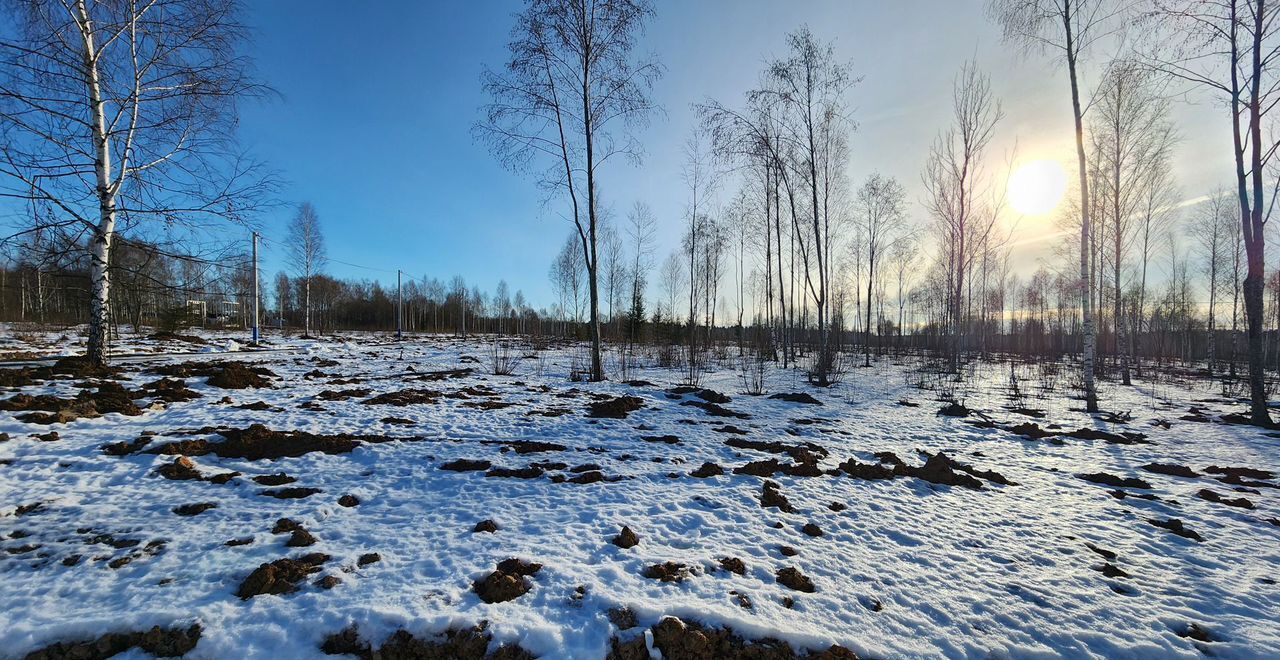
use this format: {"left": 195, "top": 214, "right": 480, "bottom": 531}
{"left": 251, "top": 231, "right": 260, "bottom": 344}
{"left": 396, "top": 269, "right": 403, "bottom": 341}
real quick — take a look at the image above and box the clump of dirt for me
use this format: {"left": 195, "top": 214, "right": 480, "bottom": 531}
{"left": 1149, "top": 518, "right": 1204, "bottom": 542}
{"left": 286, "top": 529, "right": 317, "bottom": 547}
{"left": 588, "top": 396, "right": 645, "bottom": 419}
{"left": 136, "top": 378, "right": 200, "bottom": 403}
{"left": 260, "top": 487, "right": 321, "bottom": 499}
{"left": 361, "top": 388, "right": 441, "bottom": 406}
{"left": 760, "top": 480, "right": 794, "bottom": 512}
{"left": 1, "top": 393, "right": 103, "bottom": 424}
{"left": 691, "top": 462, "right": 724, "bottom": 478}
{"left": 236, "top": 552, "right": 331, "bottom": 599}
{"left": 1064, "top": 427, "right": 1148, "bottom": 444}
{"left": 725, "top": 437, "right": 828, "bottom": 464}
{"left": 1078, "top": 472, "right": 1152, "bottom": 489}
{"left": 155, "top": 456, "right": 203, "bottom": 481}
{"left": 441, "top": 458, "right": 491, "bottom": 472}
{"left": 770, "top": 392, "right": 823, "bottom": 405}
{"left": 608, "top": 616, "right": 856, "bottom": 660}
{"left": 641, "top": 434, "right": 681, "bottom": 444}
{"left": 147, "top": 424, "right": 368, "bottom": 460}
{"left": 1175, "top": 623, "right": 1219, "bottom": 643}
{"left": 836, "top": 459, "right": 896, "bottom": 480}
{"left": 492, "top": 439, "right": 568, "bottom": 454}
{"left": 1197, "top": 489, "right": 1255, "bottom": 509}
{"left": 316, "top": 575, "right": 342, "bottom": 590}
{"left": 321, "top": 623, "right": 533, "bottom": 660}
{"left": 173, "top": 502, "right": 216, "bottom": 516}
{"left": 612, "top": 526, "right": 639, "bottom": 549}
{"left": 226, "top": 537, "right": 254, "bottom": 547}
{"left": 937, "top": 402, "right": 971, "bottom": 417}
{"left": 317, "top": 388, "right": 372, "bottom": 401}
{"left": 1205, "top": 465, "right": 1274, "bottom": 480}
{"left": 474, "top": 519, "right": 499, "bottom": 533}
{"left": 357, "top": 552, "right": 381, "bottom": 567}
{"left": 802, "top": 523, "right": 823, "bottom": 537}
{"left": 252, "top": 473, "right": 297, "bottom": 486}
{"left": 643, "top": 561, "right": 692, "bottom": 582}
{"left": 235, "top": 401, "right": 276, "bottom": 411}
{"left": 487, "top": 466, "right": 544, "bottom": 479}
{"left": 24, "top": 623, "right": 202, "bottom": 660}
{"left": 272, "top": 518, "right": 303, "bottom": 534}
{"left": 1142, "top": 463, "right": 1200, "bottom": 478}
{"left": 411, "top": 367, "right": 475, "bottom": 382}
{"left": 150, "top": 360, "right": 275, "bottom": 389}
{"left": 473, "top": 558, "right": 542, "bottom": 603}
{"left": 681, "top": 400, "right": 750, "bottom": 419}
{"left": 1005, "top": 422, "right": 1056, "bottom": 439}
{"left": 338, "top": 494, "right": 360, "bottom": 507}
{"left": 719, "top": 557, "right": 746, "bottom": 575}
{"left": 776, "top": 566, "right": 816, "bottom": 592}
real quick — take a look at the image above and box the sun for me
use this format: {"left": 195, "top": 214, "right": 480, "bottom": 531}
{"left": 1007, "top": 159, "right": 1068, "bottom": 216}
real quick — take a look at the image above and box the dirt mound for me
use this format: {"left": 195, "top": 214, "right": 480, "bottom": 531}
{"left": 1, "top": 393, "right": 104, "bottom": 424}
{"left": 172, "top": 502, "right": 216, "bottom": 516}
{"left": 681, "top": 400, "right": 750, "bottom": 418}
{"left": 1149, "top": 518, "right": 1204, "bottom": 542}
{"left": 1005, "top": 422, "right": 1056, "bottom": 439}
{"left": 1078, "top": 472, "right": 1152, "bottom": 489}
{"left": 137, "top": 378, "right": 200, "bottom": 403}
{"left": 286, "top": 529, "right": 317, "bottom": 547}
{"left": 25, "top": 623, "right": 202, "bottom": 660}
{"left": 487, "top": 466, "right": 544, "bottom": 479}
{"left": 588, "top": 396, "right": 645, "bottom": 419}
{"left": 1197, "top": 489, "right": 1254, "bottom": 509}
{"left": 150, "top": 360, "right": 275, "bottom": 389}
{"left": 260, "top": 487, "right": 321, "bottom": 499}
{"left": 411, "top": 367, "right": 475, "bottom": 382}
{"left": 836, "top": 459, "right": 896, "bottom": 480}
{"left": 473, "top": 558, "right": 542, "bottom": 603}
{"left": 643, "top": 561, "right": 692, "bottom": 582}
{"left": 691, "top": 462, "right": 724, "bottom": 478}
{"left": 760, "top": 480, "right": 794, "bottom": 512}
{"left": 1064, "top": 427, "right": 1148, "bottom": 444}
{"left": 1205, "top": 465, "right": 1274, "bottom": 480}
{"left": 237, "top": 553, "right": 330, "bottom": 599}
{"left": 776, "top": 566, "right": 816, "bottom": 593}
{"left": 155, "top": 456, "right": 203, "bottom": 481}
{"left": 317, "top": 388, "right": 372, "bottom": 401}
{"left": 802, "top": 522, "right": 823, "bottom": 537}
{"left": 441, "top": 458, "right": 491, "bottom": 472}
{"left": 612, "top": 526, "right": 639, "bottom": 549}
{"left": 338, "top": 494, "right": 360, "bottom": 507}
{"left": 494, "top": 439, "right": 567, "bottom": 454}
{"left": 252, "top": 473, "right": 297, "bottom": 486}
{"left": 770, "top": 392, "right": 823, "bottom": 405}
{"left": 719, "top": 556, "right": 746, "bottom": 575}
{"left": 641, "top": 434, "right": 680, "bottom": 444}
{"left": 1142, "top": 463, "right": 1200, "bottom": 478}
{"left": 474, "top": 519, "right": 499, "bottom": 533}
{"left": 937, "top": 402, "right": 970, "bottom": 417}
{"left": 608, "top": 616, "right": 856, "bottom": 660}
{"left": 362, "top": 388, "right": 441, "bottom": 406}
{"left": 147, "top": 424, "right": 367, "bottom": 460}
{"left": 357, "top": 552, "right": 381, "bottom": 567}
{"left": 321, "top": 623, "right": 533, "bottom": 660}
{"left": 725, "top": 437, "right": 828, "bottom": 464}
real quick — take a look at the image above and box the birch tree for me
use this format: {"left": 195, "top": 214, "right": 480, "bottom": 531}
{"left": 989, "top": 0, "right": 1121, "bottom": 411}
{"left": 286, "top": 202, "right": 326, "bottom": 337}
{"left": 478, "top": 0, "right": 662, "bottom": 382}
{"left": 1144, "top": 0, "right": 1280, "bottom": 424}
{"left": 0, "top": 0, "right": 272, "bottom": 365}
{"left": 855, "top": 173, "right": 908, "bottom": 366}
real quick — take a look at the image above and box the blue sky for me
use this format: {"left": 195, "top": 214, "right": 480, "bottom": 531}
{"left": 240, "top": 0, "right": 1228, "bottom": 308}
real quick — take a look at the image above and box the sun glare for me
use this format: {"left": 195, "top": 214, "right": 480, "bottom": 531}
{"left": 1008, "top": 159, "right": 1068, "bottom": 216}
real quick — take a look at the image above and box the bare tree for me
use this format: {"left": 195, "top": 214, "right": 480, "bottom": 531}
{"left": 922, "top": 61, "right": 1004, "bottom": 373}
{"left": 286, "top": 202, "right": 326, "bottom": 337}
{"left": 1144, "top": 0, "right": 1279, "bottom": 424}
{"left": 1191, "top": 190, "right": 1234, "bottom": 374}
{"left": 1089, "top": 59, "right": 1176, "bottom": 384}
{"left": 0, "top": 0, "right": 274, "bottom": 365}
{"left": 855, "top": 173, "right": 908, "bottom": 366}
{"left": 989, "top": 0, "right": 1122, "bottom": 411}
{"left": 752, "top": 27, "right": 857, "bottom": 385}
{"left": 477, "top": 0, "right": 663, "bottom": 381}
{"left": 659, "top": 250, "right": 685, "bottom": 320}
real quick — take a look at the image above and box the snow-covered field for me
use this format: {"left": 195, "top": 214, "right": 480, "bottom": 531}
{"left": 1, "top": 330, "right": 1278, "bottom": 659}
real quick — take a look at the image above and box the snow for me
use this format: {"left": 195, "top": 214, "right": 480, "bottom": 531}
{"left": 1, "top": 330, "right": 1278, "bottom": 658}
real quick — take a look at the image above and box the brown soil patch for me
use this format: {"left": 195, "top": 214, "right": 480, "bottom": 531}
{"left": 642, "top": 561, "right": 692, "bottom": 582}
{"left": 147, "top": 424, "right": 372, "bottom": 460}
{"left": 1149, "top": 518, "right": 1204, "bottom": 542}
{"left": 1078, "top": 472, "right": 1152, "bottom": 489}
{"left": 612, "top": 525, "right": 639, "bottom": 549}
{"left": 770, "top": 392, "right": 823, "bottom": 405}
{"left": 362, "top": 388, "right": 440, "bottom": 406}
{"left": 441, "top": 458, "right": 491, "bottom": 471}
{"left": 776, "top": 566, "right": 815, "bottom": 592}
{"left": 236, "top": 552, "right": 330, "bottom": 599}
{"left": 588, "top": 396, "right": 645, "bottom": 419}
{"left": 321, "top": 623, "right": 533, "bottom": 660}
{"left": 607, "top": 616, "right": 856, "bottom": 660}
{"left": 25, "top": 624, "right": 202, "bottom": 660}
{"left": 172, "top": 502, "right": 216, "bottom": 516}
{"left": 473, "top": 558, "right": 542, "bottom": 603}
{"left": 760, "top": 480, "right": 793, "bottom": 512}
{"left": 691, "top": 462, "right": 724, "bottom": 478}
